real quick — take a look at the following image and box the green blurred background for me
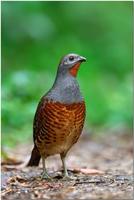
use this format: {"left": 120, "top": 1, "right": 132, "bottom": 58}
{"left": 2, "top": 2, "right": 133, "bottom": 147}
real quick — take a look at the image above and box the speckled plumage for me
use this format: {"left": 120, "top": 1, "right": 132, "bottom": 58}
{"left": 27, "top": 53, "right": 86, "bottom": 179}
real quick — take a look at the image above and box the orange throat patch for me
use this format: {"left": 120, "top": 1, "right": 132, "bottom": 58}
{"left": 69, "top": 62, "right": 81, "bottom": 77}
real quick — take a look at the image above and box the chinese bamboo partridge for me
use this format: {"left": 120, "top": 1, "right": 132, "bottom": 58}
{"left": 27, "top": 53, "right": 86, "bottom": 179}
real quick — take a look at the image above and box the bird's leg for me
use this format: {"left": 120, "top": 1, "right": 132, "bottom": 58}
{"left": 60, "top": 153, "right": 70, "bottom": 179}
{"left": 41, "top": 157, "right": 51, "bottom": 180}
{"left": 60, "top": 153, "right": 77, "bottom": 180}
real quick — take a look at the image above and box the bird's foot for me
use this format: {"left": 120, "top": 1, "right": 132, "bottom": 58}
{"left": 41, "top": 172, "right": 52, "bottom": 180}
{"left": 62, "top": 171, "right": 76, "bottom": 181}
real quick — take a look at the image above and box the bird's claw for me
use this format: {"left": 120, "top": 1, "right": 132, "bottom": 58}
{"left": 41, "top": 172, "right": 52, "bottom": 180}
{"left": 62, "top": 174, "right": 76, "bottom": 181}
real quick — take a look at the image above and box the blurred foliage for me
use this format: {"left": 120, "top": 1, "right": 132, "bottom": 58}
{"left": 2, "top": 2, "right": 133, "bottom": 146}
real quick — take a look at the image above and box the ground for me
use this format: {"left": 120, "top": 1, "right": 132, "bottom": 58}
{"left": 1, "top": 130, "right": 133, "bottom": 200}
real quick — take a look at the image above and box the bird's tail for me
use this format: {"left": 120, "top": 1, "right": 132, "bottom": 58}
{"left": 27, "top": 146, "right": 41, "bottom": 166}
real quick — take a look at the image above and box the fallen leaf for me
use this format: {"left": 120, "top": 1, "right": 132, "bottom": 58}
{"left": 1, "top": 157, "right": 23, "bottom": 166}
{"left": 1, "top": 188, "right": 12, "bottom": 196}
{"left": 7, "top": 175, "right": 27, "bottom": 184}
{"left": 70, "top": 168, "right": 104, "bottom": 175}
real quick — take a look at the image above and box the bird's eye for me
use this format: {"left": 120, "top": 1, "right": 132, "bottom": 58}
{"left": 69, "top": 56, "right": 74, "bottom": 61}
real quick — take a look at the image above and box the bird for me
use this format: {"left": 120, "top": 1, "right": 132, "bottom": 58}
{"left": 27, "top": 53, "right": 86, "bottom": 179}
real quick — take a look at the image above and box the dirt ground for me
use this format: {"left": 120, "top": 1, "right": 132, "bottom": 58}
{"left": 1, "top": 130, "right": 133, "bottom": 200}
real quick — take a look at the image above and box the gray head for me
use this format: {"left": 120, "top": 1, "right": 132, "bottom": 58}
{"left": 46, "top": 53, "right": 86, "bottom": 103}
{"left": 58, "top": 53, "right": 86, "bottom": 77}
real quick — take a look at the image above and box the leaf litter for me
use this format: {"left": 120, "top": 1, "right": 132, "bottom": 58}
{"left": 1, "top": 131, "right": 133, "bottom": 200}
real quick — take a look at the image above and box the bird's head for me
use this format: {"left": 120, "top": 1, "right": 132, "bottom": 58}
{"left": 58, "top": 53, "right": 86, "bottom": 77}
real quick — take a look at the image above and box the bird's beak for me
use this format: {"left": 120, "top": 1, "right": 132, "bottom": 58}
{"left": 78, "top": 56, "right": 86, "bottom": 62}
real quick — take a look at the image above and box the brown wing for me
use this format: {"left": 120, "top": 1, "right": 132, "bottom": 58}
{"left": 33, "top": 98, "right": 85, "bottom": 155}
{"left": 33, "top": 96, "right": 47, "bottom": 143}
{"left": 33, "top": 98, "right": 74, "bottom": 144}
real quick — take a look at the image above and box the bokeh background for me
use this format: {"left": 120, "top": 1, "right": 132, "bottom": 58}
{"left": 2, "top": 2, "right": 133, "bottom": 147}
